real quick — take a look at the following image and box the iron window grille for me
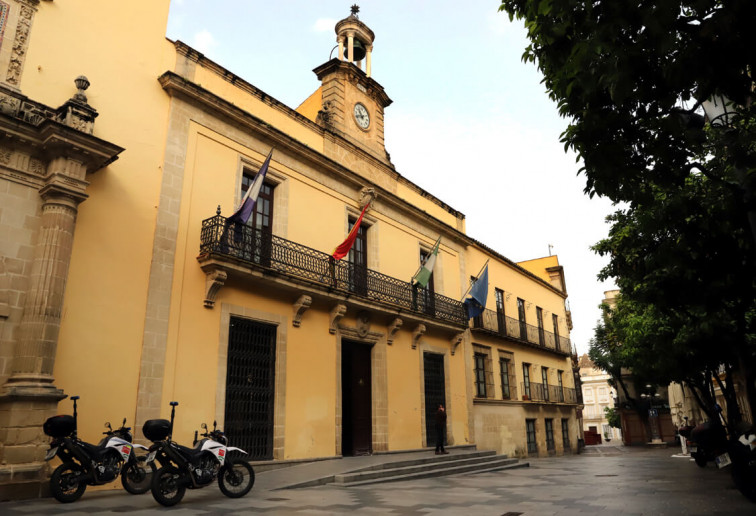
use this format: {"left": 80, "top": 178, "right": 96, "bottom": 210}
{"left": 545, "top": 418, "right": 555, "bottom": 451}
{"left": 526, "top": 419, "right": 537, "bottom": 454}
{"left": 522, "top": 363, "right": 531, "bottom": 400}
{"left": 561, "top": 418, "right": 571, "bottom": 450}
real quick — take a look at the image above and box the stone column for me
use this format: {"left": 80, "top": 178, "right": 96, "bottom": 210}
{"left": 366, "top": 45, "right": 373, "bottom": 77}
{"left": 4, "top": 183, "right": 83, "bottom": 393}
{"left": 0, "top": 170, "right": 85, "bottom": 499}
{"left": 347, "top": 32, "right": 354, "bottom": 62}
{"left": 337, "top": 35, "right": 344, "bottom": 61}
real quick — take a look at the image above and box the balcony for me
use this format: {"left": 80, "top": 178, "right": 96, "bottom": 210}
{"left": 520, "top": 383, "right": 577, "bottom": 404}
{"left": 197, "top": 214, "right": 468, "bottom": 328}
{"left": 471, "top": 309, "right": 570, "bottom": 355}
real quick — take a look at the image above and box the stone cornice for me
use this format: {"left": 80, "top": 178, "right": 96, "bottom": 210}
{"left": 158, "top": 72, "right": 566, "bottom": 299}
{"left": 0, "top": 112, "right": 124, "bottom": 172}
{"left": 313, "top": 59, "right": 392, "bottom": 108}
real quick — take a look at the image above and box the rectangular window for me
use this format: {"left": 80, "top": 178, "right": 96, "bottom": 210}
{"left": 347, "top": 217, "right": 368, "bottom": 295}
{"left": 545, "top": 419, "right": 555, "bottom": 451}
{"left": 517, "top": 298, "right": 527, "bottom": 340}
{"left": 561, "top": 419, "right": 570, "bottom": 450}
{"left": 542, "top": 367, "right": 549, "bottom": 401}
{"left": 522, "top": 363, "right": 531, "bottom": 399}
{"left": 552, "top": 314, "right": 560, "bottom": 350}
{"left": 474, "top": 352, "right": 487, "bottom": 398}
{"left": 526, "top": 419, "right": 537, "bottom": 454}
{"left": 237, "top": 168, "right": 275, "bottom": 265}
{"left": 557, "top": 370, "right": 565, "bottom": 402}
{"left": 417, "top": 247, "right": 436, "bottom": 316}
{"left": 536, "top": 306, "right": 545, "bottom": 346}
{"left": 499, "top": 357, "right": 511, "bottom": 399}
{"left": 495, "top": 288, "right": 506, "bottom": 336}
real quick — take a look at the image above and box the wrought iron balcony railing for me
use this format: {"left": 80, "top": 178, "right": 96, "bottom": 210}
{"left": 520, "top": 383, "right": 577, "bottom": 404}
{"left": 471, "top": 309, "right": 571, "bottom": 353}
{"left": 199, "top": 214, "right": 468, "bottom": 326}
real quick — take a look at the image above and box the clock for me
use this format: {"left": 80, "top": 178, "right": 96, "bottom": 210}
{"left": 353, "top": 103, "right": 370, "bottom": 129}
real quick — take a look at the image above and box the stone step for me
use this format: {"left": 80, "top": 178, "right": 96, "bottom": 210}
{"left": 342, "top": 450, "right": 498, "bottom": 474}
{"left": 337, "top": 458, "right": 529, "bottom": 487}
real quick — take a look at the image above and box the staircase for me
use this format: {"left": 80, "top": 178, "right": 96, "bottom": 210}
{"left": 283, "top": 450, "right": 528, "bottom": 488}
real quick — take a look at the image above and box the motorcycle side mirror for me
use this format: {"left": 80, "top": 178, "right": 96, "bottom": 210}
{"left": 169, "top": 401, "right": 179, "bottom": 407}
{"left": 122, "top": 418, "right": 127, "bottom": 427}
{"left": 213, "top": 420, "right": 217, "bottom": 431}
{"left": 105, "top": 422, "right": 112, "bottom": 431}
{"left": 201, "top": 423, "right": 207, "bottom": 430}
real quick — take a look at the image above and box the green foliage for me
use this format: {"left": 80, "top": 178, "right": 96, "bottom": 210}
{"left": 500, "top": 0, "right": 756, "bottom": 424}
{"left": 604, "top": 406, "right": 621, "bottom": 429}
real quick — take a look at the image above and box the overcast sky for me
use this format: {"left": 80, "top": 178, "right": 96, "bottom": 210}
{"left": 166, "top": 0, "right": 618, "bottom": 355}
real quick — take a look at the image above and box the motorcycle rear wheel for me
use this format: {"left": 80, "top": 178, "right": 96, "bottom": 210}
{"left": 693, "top": 454, "right": 707, "bottom": 467}
{"left": 50, "top": 463, "right": 87, "bottom": 503}
{"left": 218, "top": 459, "right": 254, "bottom": 498}
{"left": 151, "top": 466, "right": 186, "bottom": 507}
{"left": 121, "top": 456, "right": 156, "bottom": 495}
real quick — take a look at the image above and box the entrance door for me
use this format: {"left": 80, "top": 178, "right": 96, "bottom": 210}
{"left": 341, "top": 340, "right": 372, "bottom": 456}
{"left": 423, "top": 352, "right": 446, "bottom": 448}
{"left": 224, "top": 317, "right": 276, "bottom": 459}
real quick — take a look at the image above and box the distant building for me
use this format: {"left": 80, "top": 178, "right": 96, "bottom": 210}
{"left": 578, "top": 354, "right": 621, "bottom": 442}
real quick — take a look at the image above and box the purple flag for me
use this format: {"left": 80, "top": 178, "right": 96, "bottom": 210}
{"left": 228, "top": 149, "right": 273, "bottom": 224}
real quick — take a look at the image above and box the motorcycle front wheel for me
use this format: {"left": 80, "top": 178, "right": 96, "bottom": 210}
{"left": 732, "top": 463, "right": 756, "bottom": 502}
{"left": 121, "top": 456, "right": 156, "bottom": 495}
{"left": 218, "top": 459, "right": 255, "bottom": 498}
{"left": 151, "top": 466, "right": 186, "bottom": 507}
{"left": 50, "top": 463, "right": 87, "bottom": 503}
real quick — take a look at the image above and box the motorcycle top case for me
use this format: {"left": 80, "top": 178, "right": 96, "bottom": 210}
{"left": 43, "top": 415, "right": 75, "bottom": 438}
{"left": 143, "top": 419, "right": 171, "bottom": 441}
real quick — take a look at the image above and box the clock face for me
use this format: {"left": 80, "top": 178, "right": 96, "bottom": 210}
{"left": 353, "top": 103, "right": 370, "bottom": 129}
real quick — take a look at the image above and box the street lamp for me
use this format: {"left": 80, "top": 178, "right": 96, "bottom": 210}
{"left": 701, "top": 94, "right": 735, "bottom": 127}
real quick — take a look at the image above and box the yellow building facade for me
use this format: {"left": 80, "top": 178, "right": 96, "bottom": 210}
{"left": 0, "top": 1, "right": 578, "bottom": 499}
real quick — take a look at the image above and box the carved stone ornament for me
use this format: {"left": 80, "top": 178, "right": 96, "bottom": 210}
{"left": 360, "top": 187, "right": 376, "bottom": 208}
{"left": 6, "top": 2, "right": 36, "bottom": 87}
{"left": 411, "top": 323, "right": 426, "bottom": 350}
{"left": 203, "top": 269, "right": 227, "bottom": 308}
{"left": 356, "top": 310, "right": 370, "bottom": 337}
{"left": 386, "top": 317, "right": 402, "bottom": 345}
{"left": 292, "top": 294, "right": 312, "bottom": 327}
{"left": 450, "top": 332, "right": 465, "bottom": 356}
{"left": 330, "top": 303, "right": 347, "bottom": 334}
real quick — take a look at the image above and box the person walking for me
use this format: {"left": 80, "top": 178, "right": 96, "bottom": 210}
{"left": 435, "top": 404, "right": 449, "bottom": 455}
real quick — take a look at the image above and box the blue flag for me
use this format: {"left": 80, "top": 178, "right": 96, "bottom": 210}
{"left": 464, "top": 264, "right": 488, "bottom": 318}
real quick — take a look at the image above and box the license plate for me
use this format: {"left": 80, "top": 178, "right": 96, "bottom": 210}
{"left": 715, "top": 452, "right": 732, "bottom": 468}
{"left": 689, "top": 446, "right": 697, "bottom": 453}
{"left": 44, "top": 447, "right": 58, "bottom": 461}
{"left": 146, "top": 451, "right": 156, "bottom": 463}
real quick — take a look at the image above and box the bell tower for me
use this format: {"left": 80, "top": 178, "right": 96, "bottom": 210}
{"left": 314, "top": 5, "right": 392, "bottom": 165}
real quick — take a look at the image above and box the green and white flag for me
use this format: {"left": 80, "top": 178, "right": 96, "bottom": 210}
{"left": 413, "top": 237, "right": 441, "bottom": 288}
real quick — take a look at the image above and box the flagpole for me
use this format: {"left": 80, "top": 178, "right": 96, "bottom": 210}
{"left": 460, "top": 259, "right": 489, "bottom": 302}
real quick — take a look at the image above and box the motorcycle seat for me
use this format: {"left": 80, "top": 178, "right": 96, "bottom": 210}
{"left": 77, "top": 439, "right": 122, "bottom": 459}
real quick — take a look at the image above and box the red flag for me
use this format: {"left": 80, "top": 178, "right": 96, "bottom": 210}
{"left": 331, "top": 204, "right": 369, "bottom": 261}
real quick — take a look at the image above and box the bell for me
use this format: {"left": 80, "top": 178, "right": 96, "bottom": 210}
{"left": 348, "top": 39, "right": 367, "bottom": 62}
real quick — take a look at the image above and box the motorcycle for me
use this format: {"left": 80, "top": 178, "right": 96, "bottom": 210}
{"left": 43, "top": 395, "right": 155, "bottom": 503}
{"left": 728, "top": 422, "right": 756, "bottom": 502}
{"left": 143, "top": 401, "right": 255, "bottom": 506}
{"left": 688, "top": 420, "right": 731, "bottom": 468}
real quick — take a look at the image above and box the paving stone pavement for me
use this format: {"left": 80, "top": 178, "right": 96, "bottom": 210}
{"left": 1, "top": 446, "right": 753, "bottom": 515}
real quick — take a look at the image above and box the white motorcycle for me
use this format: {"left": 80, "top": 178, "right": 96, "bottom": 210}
{"left": 43, "top": 396, "right": 155, "bottom": 502}
{"left": 142, "top": 401, "right": 255, "bottom": 506}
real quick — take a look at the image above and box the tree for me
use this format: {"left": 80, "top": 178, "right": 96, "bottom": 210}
{"left": 604, "top": 406, "right": 621, "bottom": 429}
{"left": 500, "top": 0, "right": 756, "bottom": 425}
